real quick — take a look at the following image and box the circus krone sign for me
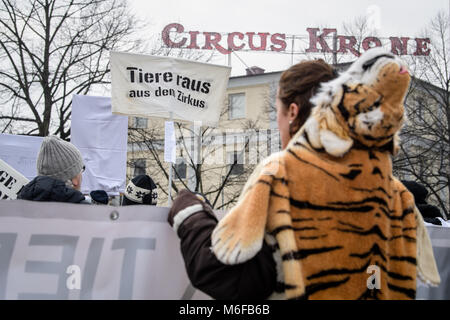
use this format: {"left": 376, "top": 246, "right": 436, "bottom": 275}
{"left": 162, "top": 23, "right": 431, "bottom": 57}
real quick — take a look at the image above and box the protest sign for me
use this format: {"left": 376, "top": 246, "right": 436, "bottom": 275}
{"left": 71, "top": 95, "right": 129, "bottom": 196}
{"left": 0, "top": 134, "right": 43, "bottom": 181}
{"left": 110, "top": 52, "right": 231, "bottom": 127}
{"left": 0, "top": 200, "right": 210, "bottom": 300}
{"left": 0, "top": 159, "right": 29, "bottom": 200}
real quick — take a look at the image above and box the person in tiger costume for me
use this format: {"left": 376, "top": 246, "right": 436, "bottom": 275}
{"left": 167, "top": 48, "right": 440, "bottom": 300}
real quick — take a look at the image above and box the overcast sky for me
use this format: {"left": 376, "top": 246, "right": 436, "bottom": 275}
{"left": 128, "top": 0, "right": 449, "bottom": 76}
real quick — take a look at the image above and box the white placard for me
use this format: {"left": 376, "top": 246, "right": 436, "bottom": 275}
{"left": 0, "top": 133, "right": 43, "bottom": 181}
{"left": 0, "top": 159, "right": 29, "bottom": 200}
{"left": 110, "top": 52, "right": 231, "bottom": 127}
{"left": 71, "top": 95, "right": 129, "bottom": 196}
{"left": 164, "top": 121, "right": 176, "bottom": 163}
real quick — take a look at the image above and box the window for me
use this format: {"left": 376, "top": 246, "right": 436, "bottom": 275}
{"left": 227, "top": 151, "right": 244, "bottom": 175}
{"left": 133, "top": 117, "right": 148, "bottom": 129}
{"left": 229, "top": 93, "right": 246, "bottom": 120}
{"left": 174, "top": 157, "right": 187, "bottom": 180}
{"left": 133, "top": 159, "right": 146, "bottom": 176}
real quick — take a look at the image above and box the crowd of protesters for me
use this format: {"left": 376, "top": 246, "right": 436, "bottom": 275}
{"left": 4, "top": 54, "right": 448, "bottom": 300}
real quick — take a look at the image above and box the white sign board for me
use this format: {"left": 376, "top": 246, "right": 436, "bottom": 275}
{"left": 164, "top": 121, "right": 176, "bottom": 163}
{"left": 71, "top": 95, "right": 129, "bottom": 196}
{"left": 110, "top": 52, "right": 231, "bottom": 127}
{"left": 0, "top": 134, "right": 43, "bottom": 181}
{"left": 0, "top": 200, "right": 211, "bottom": 300}
{"left": 0, "top": 159, "right": 29, "bottom": 200}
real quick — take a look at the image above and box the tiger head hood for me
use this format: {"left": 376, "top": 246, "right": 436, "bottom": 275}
{"left": 299, "top": 48, "right": 411, "bottom": 157}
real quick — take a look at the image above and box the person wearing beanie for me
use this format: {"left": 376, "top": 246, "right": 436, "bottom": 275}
{"left": 122, "top": 174, "right": 158, "bottom": 206}
{"left": 17, "top": 136, "right": 88, "bottom": 203}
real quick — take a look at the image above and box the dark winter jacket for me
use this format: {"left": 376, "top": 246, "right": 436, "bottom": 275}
{"left": 168, "top": 190, "right": 277, "bottom": 300}
{"left": 402, "top": 180, "right": 444, "bottom": 225}
{"left": 17, "top": 176, "right": 86, "bottom": 203}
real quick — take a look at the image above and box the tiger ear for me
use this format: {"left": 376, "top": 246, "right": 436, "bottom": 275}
{"left": 320, "top": 129, "right": 354, "bottom": 157}
{"left": 304, "top": 111, "right": 353, "bottom": 157}
{"left": 304, "top": 116, "right": 323, "bottom": 149}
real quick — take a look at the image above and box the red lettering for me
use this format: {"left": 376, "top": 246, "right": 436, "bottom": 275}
{"left": 202, "top": 32, "right": 230, "bottom": 54}
{"left": 414, "top": 38, "right": 431, "bottom": 56}
{"left": 227, "top": 32, "right": 245, "bottom": 51}
{"left": 362, "top": 37, "right": 382, "bottom": 51}
{"left": 337, "top": 36, "right": 360, "bottom": 56}
{"left": 270, "top": 33, "right": 286, "bottom": 52}
{"left": 306, "top": 28, "right": 336, "bottom": 53}
{"left": 246, "top": 32, "right": 270, "bottom": 51}
{"left": 187, "top": 31, "right": 200, "bottom": 49}
{"left": 162, "top": 23, "right": 187, "bottom": 48}
{"left": 161, "top": 24, "right": 430, "bottom": 57}
{"left": 390, "top": 37, "right": 410, "bottom": 55}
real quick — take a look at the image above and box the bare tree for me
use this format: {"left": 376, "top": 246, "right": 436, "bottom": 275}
{"left": 0, "top": 0, "right": 143, "bottom": 138}
{"left": 149, "top": 31, "right": 216, "bottom": 62}
{"left": 341, "top": 15, "right": 381, "bottom": 56}
{"left": 127, "top": 115, "right": 263, "bottom": 209}
{"left": 298, "top": 15, "right": 380, "bottom": 67}
{"left": 393, "top": 11, "right": 450, "bottom": 218}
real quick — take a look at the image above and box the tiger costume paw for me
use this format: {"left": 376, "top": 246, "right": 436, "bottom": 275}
{"left": 210, "top": 157, "right": 280, "bottom": 265}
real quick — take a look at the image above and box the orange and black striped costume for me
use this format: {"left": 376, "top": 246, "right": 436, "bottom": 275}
{"left": 211, "top": 49, "right": 439, "bottom": 299}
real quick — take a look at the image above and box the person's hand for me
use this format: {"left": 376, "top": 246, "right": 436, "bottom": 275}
{"left": 167, "top": 189, "right": 217, "bottom": 231}
{"left": 168, "top": 189, "right": 212, "bottom": 228}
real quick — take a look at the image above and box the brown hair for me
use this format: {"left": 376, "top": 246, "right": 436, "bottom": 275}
{"left": 278, "top": 59, "right": 336, "bottom": 136}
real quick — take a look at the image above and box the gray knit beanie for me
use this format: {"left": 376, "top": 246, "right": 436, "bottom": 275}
{"left": 37, "top": 136, "right": 84, "bottom": 182}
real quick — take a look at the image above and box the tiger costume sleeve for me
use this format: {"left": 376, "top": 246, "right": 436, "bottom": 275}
{"left": 212, "top": 152, "right": 306, "bottom": 298}
{"left": 211, "top": 152, "right": 290, "bottom": 265}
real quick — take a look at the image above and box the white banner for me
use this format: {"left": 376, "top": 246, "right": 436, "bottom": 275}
{"left": 0, "top": 159, "right": 29, "bottom": 200}
{"left": 110, "top": 52, "right": 231, "bottom": 127}
{"left": 0, "top": 200, "right": 210, "bottom": 300}
{"left": 71, "top": 95, "right": 129, "bottom": 196}
{"left": 1, "top": 200, "right": 448, "bottom": 300}
{"left": 0, "top": 134, "right": 43, "bottom": 181}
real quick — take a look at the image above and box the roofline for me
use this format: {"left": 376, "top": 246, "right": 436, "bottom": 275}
{"left": 229, "top": 62, "right": 352, "bottom": 80}
{"left": 229, "top": 62, "right": 447, "bottom": 94}
{"left": 230, "top": 70, "right": 282, "bottom": 80}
